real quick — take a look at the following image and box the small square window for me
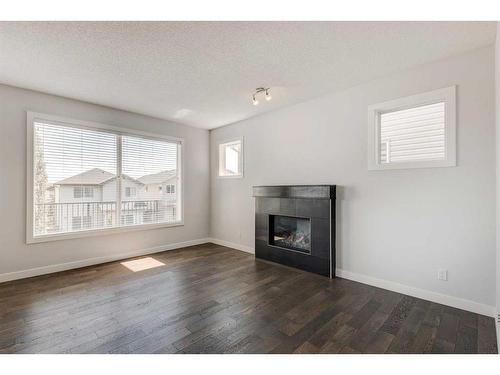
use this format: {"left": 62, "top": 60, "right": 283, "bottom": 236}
{"left": 165, "top": 184, "right": 175, "bottom": 194}
{"left": 73, "top": 186, "right": 83, "bottom": 198}
{"left": 368, "top": 86, "right": 456, "bottom": 170}
{"left": 218, "top": 138, "right": 243, "bottom": 178}
{"left": 84, "top": 186, "right": 93, "bottom": 198}
{"left": 125, "top": 187, "right": 136, "bottom": 197}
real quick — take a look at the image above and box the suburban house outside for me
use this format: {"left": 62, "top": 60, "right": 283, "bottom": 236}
{"left": 37, "top": 168, "right": 178, "bottom": 234}
{"left": 137, "top": 170, "right": 177, "bottom": 201}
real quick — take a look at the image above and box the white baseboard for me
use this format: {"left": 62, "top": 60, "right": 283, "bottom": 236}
{"left": 336, "top": 268, "right": 496, "bottom": 317}
{"left": 0, "top": 238, "right": 210, "bottom": 283}
{"left": 207, "top": 238, "right": 255, "bottom": 254}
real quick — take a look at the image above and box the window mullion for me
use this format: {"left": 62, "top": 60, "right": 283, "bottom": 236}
{"left": 116, "top": 134, "right": 122, "bottom": 227}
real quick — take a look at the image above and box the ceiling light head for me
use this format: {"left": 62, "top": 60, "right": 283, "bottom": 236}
{"left": 251, "top": 87, "right": 271, "bottom": 105}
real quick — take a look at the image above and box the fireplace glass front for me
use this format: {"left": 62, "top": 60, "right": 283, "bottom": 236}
{"left": 269, "top": 215, "right": 311, "bottom": 254}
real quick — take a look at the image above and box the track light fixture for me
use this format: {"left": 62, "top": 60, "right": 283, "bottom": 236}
{"left": 252, "top": 87, "right": 271, "bottom": 105}
{"left": 252, "top": 94, "right": 259, "bottom": 106}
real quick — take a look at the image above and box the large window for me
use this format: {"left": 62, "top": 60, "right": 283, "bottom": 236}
{"left": 367, "top": 86, "right": 456, "bottom": 170}
{"left": 27, "top": 112, "right": 183, "bottom": 243}
{"left": 218, "top": 138, "right": 243, "bottom": 178}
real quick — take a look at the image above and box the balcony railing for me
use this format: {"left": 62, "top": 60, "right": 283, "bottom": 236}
{"left": 34, "top": 200, "right": 177, "bottom": 235}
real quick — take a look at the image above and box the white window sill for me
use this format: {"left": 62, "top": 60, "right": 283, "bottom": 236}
{"left": 368, "top": 159, "right": 456, "bottom": 171}
{"left": 217, "top": 174, "right": 244, "bottom": 179}
{"left": 27, "top": 221, "right": 184, "bottom": 244}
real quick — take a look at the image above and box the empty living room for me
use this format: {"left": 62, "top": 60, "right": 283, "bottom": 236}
{"left": 1, "top": 1, "right": 500, "bottom": 373}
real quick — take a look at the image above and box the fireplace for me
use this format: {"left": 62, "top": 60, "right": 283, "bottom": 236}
{"left": 269, "top": 215, "right": 311, "bottom": 254}
{"left": 253, "top": 185, "right": 336, "bottom": 278}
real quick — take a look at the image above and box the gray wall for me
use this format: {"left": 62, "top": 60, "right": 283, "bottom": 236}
{"left": 495, "top": 22, "right": 500, "bottom": 339}
{"left": 0, "top": 84, "right": 210, "bottom": 276}
{"left": 210, "top": 46, "right": 496, "bottom": 309}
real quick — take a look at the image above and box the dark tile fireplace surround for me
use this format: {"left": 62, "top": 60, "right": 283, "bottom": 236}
{"left": 253, "top": 185, "right": 336, "bottom": 278}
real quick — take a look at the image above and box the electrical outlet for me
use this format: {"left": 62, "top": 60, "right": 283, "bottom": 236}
{"left": 437, "top": 269, "right": 448, "bottom": 281}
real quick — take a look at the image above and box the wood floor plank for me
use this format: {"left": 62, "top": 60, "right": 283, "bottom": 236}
{"left": 348, "top": 310, "right": 389, "bottom": 352}
{"left": 477, "top": 315, "right": 498, "bottom": 354}
{"left": 380, "top": 295, "right": 416, "bottom": 336}
{"left": 387, "top": 301, "right": 427, "bottom": 353}
{"left": 454, "top": 324, "right": 478, "bottom": 354}
{"left": 293, "top": 341, "right": 320, "bottom": 354}
{"left": 364, "top": 331, "right": 395, "bottom": 354}
{"left": 431, "top": 312, "right": 459, "bottom": 353}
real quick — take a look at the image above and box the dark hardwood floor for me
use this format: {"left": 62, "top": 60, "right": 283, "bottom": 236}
{"left": 0, "top": 243, "right": 497, "bottom": 354}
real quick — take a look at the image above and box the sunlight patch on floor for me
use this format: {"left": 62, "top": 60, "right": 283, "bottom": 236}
{"left": 120, "top": 257, "right": 165, "bottom": 272}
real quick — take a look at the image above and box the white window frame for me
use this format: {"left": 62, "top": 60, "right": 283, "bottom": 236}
{"left": 26, "top": 111, "right": 184, "bottom": 244}
{"left": 218, "top": 137, "right": 244, "bottom": 178}
{"left": 367, "top": 86, "right": 456, "bottom": 171}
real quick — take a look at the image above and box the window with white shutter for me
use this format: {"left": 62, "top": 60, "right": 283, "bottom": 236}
{"left": 368, "top": 86, "right": 456, "bottom": 170}
{"left": 218, "top": 138, "right": 243, "bottom": 178}
{"left": 27, "top": 112, "right": 183, "bottom": 243}
{"left": 122, "top": 134, "right": 181, "bottom": 225}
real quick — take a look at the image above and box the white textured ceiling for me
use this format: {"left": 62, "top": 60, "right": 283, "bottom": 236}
{"left": 0, "top": 22, "right": 496, "bottom": 129}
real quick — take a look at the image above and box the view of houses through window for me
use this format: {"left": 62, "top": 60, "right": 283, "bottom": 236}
{"left": 33, "top": 120, "right": 181, "bottom": 237}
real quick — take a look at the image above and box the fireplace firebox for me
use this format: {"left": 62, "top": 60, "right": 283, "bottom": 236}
{"left": 269, "top": 215, "right": 311, "bottom": 254}
{"left": 253, "top": 185, "right": 336, "bottom": 278}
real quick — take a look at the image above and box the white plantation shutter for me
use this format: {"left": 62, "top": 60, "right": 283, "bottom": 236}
{"left": 379, "top": 102, "right": 445, "bottom": 164}
{"left": 122, "top": 135, "right": 181, "bottom": 224}
{"left": 225, "top": 144, "right": 240, "bottom": 173}
{"left": 30, "top": 115, "right": 183, "bottom": 240}
{"left": 218, "top": 139, "right": 243, "bottom": 177}
{"left": 33, "top": 122, "right": 118, "bottom": 236}
{"left": 34, "top": 122, "right": 117, "bottom": 181}
{"left": 121, "top": 136, "right": 178, "bottom": 178}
